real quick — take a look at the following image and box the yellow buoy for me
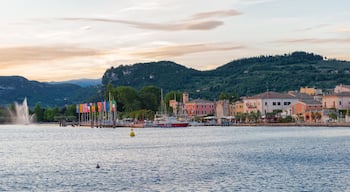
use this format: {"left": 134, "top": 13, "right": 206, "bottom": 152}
{"left": 129, "top": 128, "right": 135, "bottom": 137}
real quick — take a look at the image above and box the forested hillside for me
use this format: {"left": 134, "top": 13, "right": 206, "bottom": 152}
{"left": 102, "top": 52, "right": 350, "bottom": 99}
{"left": 0, "top": 76, "right": 98, "bottom": 107}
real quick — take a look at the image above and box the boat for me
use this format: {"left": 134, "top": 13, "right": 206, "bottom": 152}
{"left": 152, "top": 89, "right": 189, "bottom": 128}
{"left": 153, "top": 114, "right": 189, "bottom": 128}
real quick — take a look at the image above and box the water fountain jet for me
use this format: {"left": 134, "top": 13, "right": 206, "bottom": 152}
{"left": 9, "top": 98, "right": 35, "bottom": 124}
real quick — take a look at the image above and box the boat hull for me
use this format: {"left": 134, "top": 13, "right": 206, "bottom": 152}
{"left": 155, "top": 122, "right": 189, "bottom": 128}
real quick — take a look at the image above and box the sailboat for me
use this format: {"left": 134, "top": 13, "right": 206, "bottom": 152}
{"left": 153, "top": 89, "right": 189, "bottom": 128}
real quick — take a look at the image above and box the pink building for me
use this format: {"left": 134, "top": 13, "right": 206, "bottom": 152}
{"left": 185, "top": 99, "right": 215, "bottom": 117}
{"left": 334, "top": 84, "right": 350, "bottom": 93}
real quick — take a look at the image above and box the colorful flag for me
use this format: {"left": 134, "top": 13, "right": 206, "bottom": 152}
{"left": 112, "top": 100, "right": 116, "bottom": 112}
{"left": 106, "top": 101, "right": 110, "bottom": 112}
{"left": 97, "top": 102, "right": 102, "bottom": 112}
{"left": 91, "top": 103, "right": 96, "bottom": 113}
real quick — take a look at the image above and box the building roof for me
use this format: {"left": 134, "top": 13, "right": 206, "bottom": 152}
{"left": 246, "top": 91, "right": 296, "bottom": 100}
{"left": 288, "top": 91, "right": 314, "bottom": 100}
{"left": 298, "top": 99, "right": 322, "bottom": 105}
{"left": 324, "top": 92, "right": 350, "bottom": 97}
{"left": 188, "top": 99, "right": 213, "bottom": 104}
{"left": 336, "top": 84, "right": 350, "bottom": 89}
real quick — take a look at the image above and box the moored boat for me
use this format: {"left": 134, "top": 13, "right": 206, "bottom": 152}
{"left": 153, "top": 115, "right": 189, "bottom": 128}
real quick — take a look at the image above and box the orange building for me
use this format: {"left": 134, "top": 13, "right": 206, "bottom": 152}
{"left": 291, "top": 99, "right": 322, "bottom": 122}
{"left": 300, "top": 87, "right": 322, "bottom": 96}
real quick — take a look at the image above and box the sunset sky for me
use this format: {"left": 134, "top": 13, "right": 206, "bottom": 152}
{"left": 0, "top": 0, "right": 349, "bottom": 81}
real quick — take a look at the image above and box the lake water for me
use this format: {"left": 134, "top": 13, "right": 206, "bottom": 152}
{"left": 1, "top": 125, "right": 350, "bottom": 191}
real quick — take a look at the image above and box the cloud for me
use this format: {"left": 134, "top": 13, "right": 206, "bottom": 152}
{"left": 277, "top": 38, "right": 350, "bottom": 44}
{"left": 132, "top": 43, "right": 245, "bottom": 58}
{"left": 0, "top": 45, "right": 107, "bottom": 68}
{"left": 59, "top": 9, "right": 241, "bottom": 31}
{"left": 190, "top": 9, "right": 242, "bottom": 20}
{"left": 61, "top": 17, "right": 223, "bottom": 31}
{"left": 335, "top": 26, "right": 350, "bottom": 33}
{"left": 296, "top": 24, "right": 329, "bottom": 32}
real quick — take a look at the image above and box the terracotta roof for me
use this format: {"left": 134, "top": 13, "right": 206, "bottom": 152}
{"left": 246, "top": 91, "right": 296, "bottom": 100}
{"left": 298, "top": 99, "right": 322, "bottom": 105}
{"left": 288, "top": 91, "right": 314, "bottom": 100}
{"left": 189, "top": 99, "right": 213, "bottom": 103}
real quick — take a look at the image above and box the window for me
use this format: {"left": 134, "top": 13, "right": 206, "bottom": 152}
{"left": 273, "top": 102, "right": 276, "bottom": 106}
{"left": 277, "top": 102, "right": 281, "bottom": 106}
{"left": 284, "top": 102, "right": 291, "bottom": 105}
{"left": 265, "top": 102, "right": 267, "bottom": 106}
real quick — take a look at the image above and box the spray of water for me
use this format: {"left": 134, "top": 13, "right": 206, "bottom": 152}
{"left": 9, "top": 98, "right": 35, "bottom": 124}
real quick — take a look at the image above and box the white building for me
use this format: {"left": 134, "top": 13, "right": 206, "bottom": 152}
{"left": 243, "top": 91, "right": 299, "bottom": 116}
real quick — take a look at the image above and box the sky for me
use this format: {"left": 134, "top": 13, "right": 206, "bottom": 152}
{"left": 0, "top": 0, "right": 349, "bottom": 82}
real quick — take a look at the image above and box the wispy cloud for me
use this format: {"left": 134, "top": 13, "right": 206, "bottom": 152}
{"left": 296, "top": 24, "right": 329, "bottom": 32}
{"left": 277, "top": 38, "right": 350, "bottom": 44}
{"left": 59, "top": 9, "right": 241, "bottom": 31}
{"left": 61, "top": 18, "right": 223, "bottom": 31}
{"left": 132, "top": 43, "right": 245, "bottom": 58}
{"left": 190, "top": 9, "right": 242, "bottom": 20}
{"left": 0, "top": 45, "right": 106, "bottom": 68}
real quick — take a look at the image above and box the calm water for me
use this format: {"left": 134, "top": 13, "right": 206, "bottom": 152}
{"left": 1, "top": 125, "right": 350, "bottom": 191}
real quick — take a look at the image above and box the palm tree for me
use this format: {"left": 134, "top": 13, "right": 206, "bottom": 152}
{"left": 315, "top": 112, "right": 322, "bottom": 123}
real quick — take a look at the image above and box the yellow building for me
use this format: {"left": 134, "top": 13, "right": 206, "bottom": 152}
{"left": 300, "top": 87, "right": 322, "bottom": 96}
{"left": 229, "top": 101, "right": 244, "bottom": 116}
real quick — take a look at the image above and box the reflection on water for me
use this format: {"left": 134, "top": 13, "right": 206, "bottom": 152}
{"left": 1, "top": 125, "right": 350, "bottom": 191}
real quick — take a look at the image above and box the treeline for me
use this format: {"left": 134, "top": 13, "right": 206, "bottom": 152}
{"left": 33, "top": 104, "right": 77, "bottom": 122}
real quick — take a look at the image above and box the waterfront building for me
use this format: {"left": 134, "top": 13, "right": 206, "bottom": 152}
{"left": 215, "top": 100, "right": 230, "bottom": 117}
{"left": 215, "top": 100, "right": 231, "bottom": 125}
{"left": 243, "top": 91, "right": 299, "bottom": 116}
{"left": 184, "top": 99, "right": 215, "bottom": 117}
{"left": 229, "top": 100, "right": 244, "bottom": 116}
{"left": 322, "top": 92, "right": 350, "bottom": 110}
{"left": 322, "top": 92, "right": 350, "bottom": 122}
{"left": 291, "top": 99, "right": 322, "bottom": 123}
{"left": 169, "top": 92, "right": 215, "bottom": 118}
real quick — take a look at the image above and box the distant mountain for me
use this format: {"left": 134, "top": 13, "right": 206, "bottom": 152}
{"left": 102, "top": 52, "right": 350, "bottom": 99}
{"left": 0, "top": 76, "right": 99, "bottom": 108}
{"left": 49, "top": 78, "right": 101, "bottom": 87}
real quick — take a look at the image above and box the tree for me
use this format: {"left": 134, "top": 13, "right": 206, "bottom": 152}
{"left": 116, "top": 86, "right": 141, "bottom": 112}
{"left": 164, "top": 91, "right": 182, "bottom": 114}
{"left": 44, "top": 107, "right": 59, "bottom": 122}
{"left": 139, "top": 86, "right": 161, "bottom": 112}
{"left": 329, "top": 112, "right": 337, "bottom": 121}
{"left": 219, "top": 92, "right": 228, "bottom": 100}
{"left": 105, "top": 83, "right": 116, "bottom": 100}
{"left": 315, "top": 112, "right": 322, "bottom": 122}
{"left": 34, "top": 104, "right": 44, "bottom": 122}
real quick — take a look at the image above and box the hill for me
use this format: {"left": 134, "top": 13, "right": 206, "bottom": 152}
{"left": 0, "top": 76, "right": 98, "bottom": 108}
{"left": 49, "top": 78, "right": 101, "bottom": 87}
{"left": 102, "top": 52, "right": 350, "bottom": 99}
